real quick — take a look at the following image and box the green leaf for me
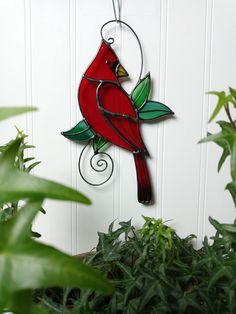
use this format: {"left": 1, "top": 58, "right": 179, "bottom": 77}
{"left": 0, "top": 138, "right": 91, "bottom": 205}
{"left": 199, "top": 122, "right": 236, "bottom": 175}
{"left": 231, "top": 139, "right": 236, "bottom": 180}
{"left": 8, "top": 290, "right": 49, "bottom": 314}
{"left": 92, "top": 136, "right": 110, "bottom": 153}
{"left": 0, "top": 107, "right": 37, "bottom": 122}
{"left": 218, "top": 145, "right": 231, "bottom": 172}
{"left": 209, "top": 216, "right": 224, "bottom": 234}
{"left": 208, "top": 266, "right": 233, "bottom": 289}
{"left": 208, "top": 91, "right": 229, "bottom": 122}
{"left": 199, "top": 132, "right": 230, "bottom": 172}
{"left": 229, "top": 87, "right": 236, "bottom": 101}
{"left": 0, "top": 201, "right": 113, "bottom": 311}
{"left": 138, "top": 101, "right": 174, "bottom": 121}
{"left": 115, "top": 262, "right": 134, "bottom": 281}
{"left": 26, "top": 161, "right": 41, "bottom": 173}
{"left": 61, "top": 120, "right": 95, "bottom": 142}
{"left": 221, "top": 223, "right": 236, "bottom": 233}
{"left": 131, "top": 73, "right": 151, "bottom": 109}
{"left": 226, "top": 181, "right": 236, "bottom": 207}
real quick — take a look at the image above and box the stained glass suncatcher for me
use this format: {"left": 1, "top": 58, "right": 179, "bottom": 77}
{"left": 62, "top": 17, "right": 174, "bottom": 204}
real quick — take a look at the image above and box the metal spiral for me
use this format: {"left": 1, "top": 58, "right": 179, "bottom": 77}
{"left": 78, "top": 142, "right": 114, "bottom": 186}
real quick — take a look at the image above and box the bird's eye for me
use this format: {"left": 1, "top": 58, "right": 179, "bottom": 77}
{"left": 106, "top": 60, "right": 111, "bottom": 66}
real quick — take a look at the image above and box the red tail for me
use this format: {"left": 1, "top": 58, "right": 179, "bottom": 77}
{"left": 133, "top": 154, "right": 152, "bottom": 204}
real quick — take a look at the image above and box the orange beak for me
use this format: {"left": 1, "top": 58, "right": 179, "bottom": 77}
{"left": 116, "top": 63, "right": 129, "bottom": 78}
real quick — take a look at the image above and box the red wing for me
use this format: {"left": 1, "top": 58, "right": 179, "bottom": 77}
{"left": 98, "top": 82, "right": 146, "bottom": 152}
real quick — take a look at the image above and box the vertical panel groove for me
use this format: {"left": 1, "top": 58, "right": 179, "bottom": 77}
{"left": 203, "top": 0, "right": 214, "bottom": 239}
{"left": 75, "top": 0, "right": 81, "bottom": 253}
{"left": 156, "top": 0, "right": 168, "bottom": 218}
{"left": 68, "top": 0, "right": 72, "bottom": 255}
{"left": 69, "top": 0, "right": 77, "bottom": 255}
{"left": 113, "top": 2, "right": 122, "bottom": 225}
{"left": 113, "top": 24, "right": 118, "bottom": 224}
{"left": 24, "top": 0, "right": 33, "bottom": 148}
{"left": 197, "top": 0, "right": 214, "bottom": 245}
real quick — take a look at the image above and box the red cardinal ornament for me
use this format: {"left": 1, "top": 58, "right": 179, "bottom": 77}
{"left": 80, "top": 41, "right": 151, "bottom": 203}
{"left": 62, "top": 40, "right": 174, "bottom": 204}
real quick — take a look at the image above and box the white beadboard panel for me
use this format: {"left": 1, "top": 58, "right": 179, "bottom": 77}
{"left": 0, "top": 0, "right": 236, "bottom": 254}
{"left": 76, "top": 1, "right": 116, "bottom": 253}
{"left": 162, "top": 0, "right": 207, "bottom": 238}
{"left": 30, "top": 0, "right": 72, "bottom": 253}
{"left": 0, "top": 0, "right": 26, "bottom": 142}
{"left": 69, "top": 0, "right": 78, "bottom": 256}
{"left": 204, "top": 0, "right": 236, "bottom": 237}
{"left": 117, "top": 0, "right": 162, "bottom": 226}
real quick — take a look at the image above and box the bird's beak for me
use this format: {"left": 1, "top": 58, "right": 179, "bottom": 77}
{"left": 116, "top": 63, "right": 128, "bottom": 78}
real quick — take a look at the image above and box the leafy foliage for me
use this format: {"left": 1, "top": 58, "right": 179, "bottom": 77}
{"left": 0, "top": 106, "right": 37, "bottom": 121}
{"left": 0, "top": 138, "right": 91, "bottom": 205}
{"left": 0, "top": 130, "right": 44, "bottom": 238}
{"left": 0, "top": 107, "right": 112, "bottom": 313}
{"left": 36, "top": 216, "right": 236, "bottom": 313}
{"left": 0, "top": 131, "right": 34, "bottom": 221}
{"left": 200, "top": 87, "right": 236, "bottom": 206}
{"left": 207, "top": 90, "right": 236, "bottom": 122}
{"left": 0, "top": 200, "right": 112, "bottom": 312}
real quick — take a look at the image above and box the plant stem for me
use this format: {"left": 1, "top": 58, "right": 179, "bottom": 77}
{"left": 224, "top": 103, "right": 236, "bottom": 131}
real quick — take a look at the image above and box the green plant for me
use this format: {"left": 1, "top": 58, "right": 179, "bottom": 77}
{"left": 199, "top": 87, "right": 236, "bottom": 206}
{"left": 0, "top": 106, "right": 37, "bottom": 122}
{"left": 35, "top": 216, "right": 236, "bottom": 313}
{"left": 0, "top": 107, "right": 112, "bottom": 313}
{"left": 0, "top": 129, "right": 43, "bottom": 232}
{"left": 34, "top": 87, "right": 236, "bottom": 313}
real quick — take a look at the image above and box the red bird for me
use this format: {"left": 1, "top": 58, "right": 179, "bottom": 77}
{"left": 78, "top": 41, "right": 152, "bottom": 204}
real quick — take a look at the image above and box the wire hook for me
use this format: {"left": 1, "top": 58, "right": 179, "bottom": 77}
{"left": 100, "top": 19, "right": 144, "bottom": 84}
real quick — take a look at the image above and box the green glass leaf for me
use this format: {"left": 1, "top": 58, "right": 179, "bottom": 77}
{"left": 92, "top": 136, "right": 110, "bottom": 153}
{"left": 0, "top": 138, "right": 91, "bottom": 205}
{"left": 0, "top": 201, "right": 113, "bottom": 311}
{"left": 131, "top": 73, "right": 151, "bottom": 109}
{"left": 0, "top": 107, "right": 37, "bottom": 122}
{"left": 61, "top": 120, "right": 95, "bottom": 142}
{"left": 138, "top": 101, "right": 174, "bottom": 121}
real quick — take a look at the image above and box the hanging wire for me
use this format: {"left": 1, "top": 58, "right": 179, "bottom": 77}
{"left": 112, "top": 0, "right": 121, "bottom": 21}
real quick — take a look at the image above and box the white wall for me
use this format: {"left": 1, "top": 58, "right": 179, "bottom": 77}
{"left": 0, "top": 0, "right": 235, "bottom": 254}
